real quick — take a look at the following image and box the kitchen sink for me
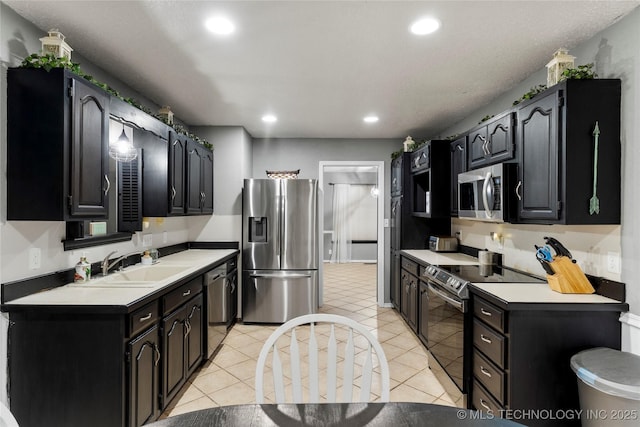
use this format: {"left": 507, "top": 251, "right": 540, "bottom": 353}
{"left": 67, "top": 264, "right": 193, "bottom": 287}
{"left": 67, "top": 281, "right": 157, "bottom": 288}
{"left": 107, "top": 265, "right": 192, "bottom": 282}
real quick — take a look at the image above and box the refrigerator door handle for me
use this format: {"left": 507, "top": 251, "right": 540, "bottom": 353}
{"left": 250, "top": 273, "right": 313, "bottom": 279}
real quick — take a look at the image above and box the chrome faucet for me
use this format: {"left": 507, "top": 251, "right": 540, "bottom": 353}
{"left": 101, "top": 251, "right": 142, "bottom": 276}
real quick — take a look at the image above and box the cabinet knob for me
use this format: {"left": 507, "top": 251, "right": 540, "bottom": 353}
{"left": 480, "top": 308, "right": 492, "bottom": 317}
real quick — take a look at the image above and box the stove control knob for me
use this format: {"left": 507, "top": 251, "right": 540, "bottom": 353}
{"left": 454, "top": 281, "right": 462, "bottom": 289}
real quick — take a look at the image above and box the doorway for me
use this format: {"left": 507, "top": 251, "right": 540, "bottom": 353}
{"left": 318, "top": 161, "right": 385, "bottom": 307}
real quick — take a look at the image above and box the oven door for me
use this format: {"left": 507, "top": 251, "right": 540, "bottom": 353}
{"left": 426, "top": 281, "right": 467, "bottom": 392}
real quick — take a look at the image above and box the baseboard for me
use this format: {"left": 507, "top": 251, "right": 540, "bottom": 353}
{"left": 620, "top": 312, "right": 640, "bottom": 356}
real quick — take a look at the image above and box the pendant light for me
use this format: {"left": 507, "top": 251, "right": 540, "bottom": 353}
{"left": 109, "top": 125, "right": 137, "bottom": 162}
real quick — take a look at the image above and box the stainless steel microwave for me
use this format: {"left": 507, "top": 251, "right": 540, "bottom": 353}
{"left": 458, "top": 163, "right": 517, "bottom": 222}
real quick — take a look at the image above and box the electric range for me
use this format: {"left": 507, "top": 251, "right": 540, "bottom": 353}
{"left": 422, "top": 264, "right": 545, "bottom": 299}
{"left": 421, "top": 263, "right": 544, "bottom": 400}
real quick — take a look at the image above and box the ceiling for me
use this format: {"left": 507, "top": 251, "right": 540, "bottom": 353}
{"left": 5, "top": 1, "right": 639, "bottom": 139}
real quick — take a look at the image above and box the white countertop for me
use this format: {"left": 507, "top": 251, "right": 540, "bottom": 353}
{"left": 401, "top": 249, "right": 479, "bottom": 266}
{"left": 5, "top": 249, "right": 237, "bottom": 307}
{"left": 471, "top": 282, "right": 621, "bottom": 304}
{"left": 401, "top": 249, "right": 623, "bottom": 305}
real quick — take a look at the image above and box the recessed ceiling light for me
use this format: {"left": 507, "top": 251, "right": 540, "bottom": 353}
{"left": 262, "top": 114, "right": 277, "bottom": 123}
{"left": 363, "top": 115, "right": 379, "bottom": 123}
{"left": 205, "top": 16, "right": 235, "bottom": 35}
{"left": 410, "top": 17, "right": 440, "bottom": 35}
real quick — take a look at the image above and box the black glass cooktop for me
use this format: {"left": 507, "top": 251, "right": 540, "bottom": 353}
{"left": 435, "top": 264, "right": 545, "bottom": 284}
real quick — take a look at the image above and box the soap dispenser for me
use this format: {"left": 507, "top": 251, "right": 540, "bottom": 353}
{"left": 74, "top": 253, "right": 91, "bottom": 283}
{"left": 141, "top": 250, "right": 153, "bottom": 266}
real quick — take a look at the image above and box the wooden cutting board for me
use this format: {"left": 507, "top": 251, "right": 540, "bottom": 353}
{"left": 546, "top": 256, "right": 595, "bottom": 294}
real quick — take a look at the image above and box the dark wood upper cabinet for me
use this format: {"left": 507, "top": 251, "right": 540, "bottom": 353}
{"left": 186, "top": 140, "right": 214, "bottom": 215}
{"left": 169, "top": 134, "right": 188, "bottom": 215}
{"left": 514, "top": 79, "right": 621, "bottom": 224}
{"left": 390, "top": 155, "right": 404, "bottom": 196}
{"left": 142, "top": 131, "right": 212, "bottom": 217}
{"left": 515, "top": 89, "right": 560, "bottom": 222}
{"left": 450, "top": 136, "right": 467, "bottom": 216}
{"left": 410, "top": 141, "right": 450, "bottom": 219}
{"left": 201, "top": 150, "right": 214, "bottom": 214}
{"left": 468, "top": 112, "right": 515, "bottom": 170}
{"left": 7, "top": 68, "right": 110, "bottom": 220}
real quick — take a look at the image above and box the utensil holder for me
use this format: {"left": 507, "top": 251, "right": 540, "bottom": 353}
{"left": 546, "top": 256, "right": 595, "bottom": 294}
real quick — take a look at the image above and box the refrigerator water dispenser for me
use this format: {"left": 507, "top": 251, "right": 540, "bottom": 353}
{"left": 249, "top": 217, "right": 267, "bottom": 242}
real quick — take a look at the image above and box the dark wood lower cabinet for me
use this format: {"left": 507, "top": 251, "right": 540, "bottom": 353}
{"left": 400, "top": 257, "right": 418, "bottom": 333}
{"left": 163, "top": 305, "right": 189, "bottom": 405}
{"left": 6, "top": 278, "right": 206, "bottom": 427}
{"left": 186, "top": 296, "right": 204, "bottom": 376}
{"left": 397, "top": 253, "right": 628, "bottom": 427}
{"left": 162, "top": 293, "right": 204, "bottom": 406}
{"left": 470, "top": 290, "right": 627, "bottom": 427}
{"left": 128, "top": 325, "right": 161, "bottom": 427}
{"left": 418, "top": 281, "right": 428, "bottom": 347}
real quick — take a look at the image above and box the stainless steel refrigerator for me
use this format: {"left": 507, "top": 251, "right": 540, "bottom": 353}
{"left": 242, "top": 178, "right": 319, "bottom": 323}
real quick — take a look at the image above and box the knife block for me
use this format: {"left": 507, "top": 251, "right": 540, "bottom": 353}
{"left": 546, "top": 256, "right": 595, "bottom": 294}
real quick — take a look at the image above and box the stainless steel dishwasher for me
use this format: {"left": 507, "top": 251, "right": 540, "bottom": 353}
{"left": 204, "top": 259, "right": 237, "bottom": 359}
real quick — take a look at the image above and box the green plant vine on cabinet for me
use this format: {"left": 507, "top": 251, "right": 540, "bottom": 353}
{"left": 19, "top": 53, "right": 213, "bottom": 150}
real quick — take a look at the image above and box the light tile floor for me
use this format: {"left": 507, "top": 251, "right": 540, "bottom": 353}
{"left": 161, "top": 263, "right": 460, "bottom": 419}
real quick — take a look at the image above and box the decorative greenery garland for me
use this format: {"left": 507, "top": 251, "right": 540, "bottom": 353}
{"left": 512, "top": 84, "right": 548, "bottom": 106}
{"left": 561, "top": 63, "right": 597, "bottom": 80}
{"left": 20, "top": 53, "right": 213, "bottom": 150}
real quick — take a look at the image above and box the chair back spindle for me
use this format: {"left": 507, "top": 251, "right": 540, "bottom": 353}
{"left": 256, "top": 314, "right": 390, "bottom": 404}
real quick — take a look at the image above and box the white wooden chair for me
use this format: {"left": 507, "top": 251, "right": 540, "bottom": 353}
{"left": 0, "top": 401, "right": 19, "bottom": 427}
{"left": 255, "top": 313, "right": 390, "bottom": 403}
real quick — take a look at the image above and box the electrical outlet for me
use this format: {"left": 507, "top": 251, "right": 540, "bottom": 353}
{"left": 143, "top": 234, "right": 153, "bottom": 248}
{"left": 455, "top": 231, "right": 462, "bottom": 240}
{"left": 607, "top": 252, "right": 621, "bottom": 274}
{"left": 29, "top": 248, "right": 41, "bottom": 270}
{"left": 384, "top": 218, "right": 389, "bottom": 227}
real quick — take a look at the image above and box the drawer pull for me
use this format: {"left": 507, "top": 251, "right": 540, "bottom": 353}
{"left": 182, "top": 289, "right": 192, "bottom": 297}
{"left": 139, "top": 313, "right": 153, "bottom": 322}
{"left": 480, "top": 366, "right": 492, "bottom": 377}
{"left": 479, "top": 398, "right": 491, "bottom": 411}
{"left": 480, "top": 308, "right": 493, "bottom": 317}
{"left": 480, "top": 334, "right": 492, "bottom": 344}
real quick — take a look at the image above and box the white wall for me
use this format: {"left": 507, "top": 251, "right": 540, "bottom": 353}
{"left": 189, "top": 126, "right": 253, "bottom": 244}
{"left": 440, "top": 7, "right": 640, "bottom": 353}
